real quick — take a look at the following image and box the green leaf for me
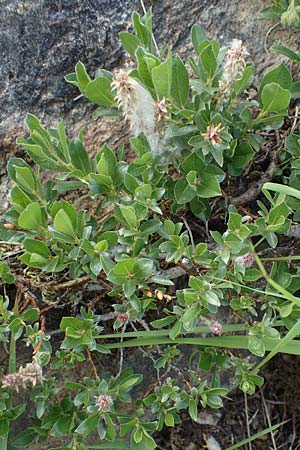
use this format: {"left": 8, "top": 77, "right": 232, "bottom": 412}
{"left": 182, "top": 303, "right": 201, "bottom": 329}
{"left": 248, "top": 335, "right": 265, "bottom": 357}
{"left": 10, "top": 428, "right": 37, "bottom": 447}
{"left": 174, "top": 179, "right": 196, "bottom": 204}
{"left": 191, "top": 24, "right": 208, "bottom": 53}
{"left": 205, "top": 291, "right": 221, "bottom": 306}
{"left": 165, "top": 412, "right": 175, "bottom": 427}
{"left": 199, "top": 352, "right": 212, "bottom": 371}
{"left": 21, "top": 307, "right": 40, "bottom": 322}
{"left": 75, "top": 414, "right": 99, "bottom": 436}
{"left": 0, "top": 419, "right": 9, "bottom": 438}
{"left": 150, "top": 316, "right": 176, "bottom": 329}
{"left": 259, "top": 64, "right": 292, "bottom": 101}
{"left": 136, "top": 47, "right": 154, "bottom": 88}
{"left": 23, "top": 239, "right": 50, "bottom": 258}
{"left": 133, "top": 258, "right": 154, "bottom": 280}
{"left": 57, "top": 121, "right": 70, "bottom": 161}
{"left": 149, "top": 275, "right": 174, "bottom": 286}
{"left": 227, "top": 141, "right": 254, "bottom": 175}
{"left": 9, "top": 317, "right": 24, "bottom": 339}
{"left": 261, "top": 82, "right": 291, "bottom": 113}
{"left": 54, "top": 180, "right": 86, "bottom": 191}
{"left": 69, "top": 138, "right": 91, "bottom": 175}
{"left": 171, "top": 56, "right": 189, "bottom": 107}
{"left": 291, "top": 81, "right": 300, "bottom": 99}
{"left": 259, "top": 5, "right": 283, "bottom": 19}
{"left": 15, "top": 166, "right": 36, "bottom": 191}
{"left": 18, "top": 202, "right": 42, "bottom": 230}
{"left": 119, "top": 31, "right": 140, "bottom": 58}
{"left": 152, "top": 55, "right": 173, "bottom": 98}
{"left": 118, "top": 374, "right": 142, "bottom": 390}
{"left": 54, "top": 209, "right": 75, "bottom": 236}
{"left": 200, "top": 43, "right": 217, "bottom": 79}
{"left": 75, "top": 61, "right": 91, "bottom": 91}
{"left": 134, "top": 428, "right": 143, "bottom": 443}
{"left": 85, "top": 77, "right": 115, "bottom": 106}
{"left": 132, "top": 11, "right": 150, "bottom": 47}
{"left": 271, "top": 44, "right": 300, "bottom": 62}
{"left": 8, "top": 158, "right": 31, "bottom": 183}
{"left": 234, "top": 64, "right": 254, "bottom": 96}
{"left": 108, "top": 258, "right": 135, "bottom": 285}
{"left": 197, "top": 175, "right": 221, "bottom": 198}
{"left": 188, "top": 398, "right": 198, "bottom": 421}
{"left": 93, "top": 108, "right": 121, "bottom": 119}
{"left": 280, "top": 301, "right": 294, "bottom": 318}
{"left": 16, "top": 139, "right": 63, "bottom": 171}
{"left": 65, "top": 72, "right": 79, "bottom": 88}
{"left": 118, "top": 205, "right": 137, "bottom": 229}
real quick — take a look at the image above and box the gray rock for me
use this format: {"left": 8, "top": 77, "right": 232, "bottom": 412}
{"left": 0, "top": 0, "right": 134, "bottom": 125}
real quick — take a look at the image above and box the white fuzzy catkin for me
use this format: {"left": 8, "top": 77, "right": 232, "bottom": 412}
{"left": 218, "top": 39, "right": 248, "bottom": 102}
{"left": 111, "top": 69, "right": 162, "bottom": 154}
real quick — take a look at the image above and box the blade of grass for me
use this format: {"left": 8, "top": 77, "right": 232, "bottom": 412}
{"left": 263, "top": 182, "right": 300, "bottom": 200}
{"left": 253, "top": 318, "right": 300, "bottom": 372}
{"left": 100, "top": 335, "right": 300, "bottom": 355}
{"left": 212, "top": 276, "right": 293, "bottom": 301}
{"left": 261, "top": 255, "right": 300, "bottom": 261}
{"left": 97, "top": 323, "right": 250, "bottom": 340}
{"left": 225, "top": 420, "right": 287, "bottom": 450}
{"left": 97, "top": 321, "right": 283, "bottom": 340}
{"left": 251, "top": 249, "right": 300, "bottom": 371}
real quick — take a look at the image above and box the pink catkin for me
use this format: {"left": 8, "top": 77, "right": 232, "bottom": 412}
{"left": 210, "top": 321, "right": 223, "bottom": 336}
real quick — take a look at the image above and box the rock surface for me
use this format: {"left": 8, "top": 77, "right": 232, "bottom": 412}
{"left": 0, "top": 0, "right": 133, "bottom": 124}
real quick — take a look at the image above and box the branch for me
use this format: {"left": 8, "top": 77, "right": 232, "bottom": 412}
{"left": 229, "top": 150, "right": 278, "bottom": 207}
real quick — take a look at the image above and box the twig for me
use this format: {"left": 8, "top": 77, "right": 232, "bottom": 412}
{"left": 288, "top": 415, "right": 297, "bottom": 450}
{"left": 47, "top": 275, "right": 90, "bottom": 290}
{"left": 230, "top": 150, "right": 279, "bottom": 206}
{"left": 115, "top": 323, "right": 128, "bottom": 379}
{"left": 2, "top": 249, "right": 24, "bottom": 259}
{"left": 183, "top": 217, "right": 195, "bottom": 251}
{"left": 291, "top": 105, "right": 300, "bottom": 134}
{"left": 142, "top": 372, "right": 169, "bottom": 399}
{"left": 264, "top": 21, "right": 281, "bottom": 55}
{"left": 260, "top": 388, "right": 278, "bottom": 450}
{"left": 87, "top": 290, "right": 110, "bottom": 308}
{"left": 73, "top": 94, "right": 84, "bottom": 101}
{"left": 86, "top": 349, "right": 98, "bottom": 378}
{"left": 244, "top": 392, "right": 252, "bottom": 450}
{"left": 231, "top": 308, "right": 252, "bottom": 326}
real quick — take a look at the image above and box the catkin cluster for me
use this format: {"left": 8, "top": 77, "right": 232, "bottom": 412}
{"left": 218, "top": 39, "right": 248, "bottom": 103}
{"left": 1, "top": 362, "right": 43, "bottom": 392}
{"left": 111, "top": 69, "right": 165, "bottom": 154}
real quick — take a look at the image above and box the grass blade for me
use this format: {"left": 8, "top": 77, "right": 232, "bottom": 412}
{"left": 225, "top": 420, "right": 287, "bottom": 450}
{"left": 263, "top": 182, "right": 300, "bottom": 200}
{"left": 101, "top": 335, "right": 300, "bottom": 355}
